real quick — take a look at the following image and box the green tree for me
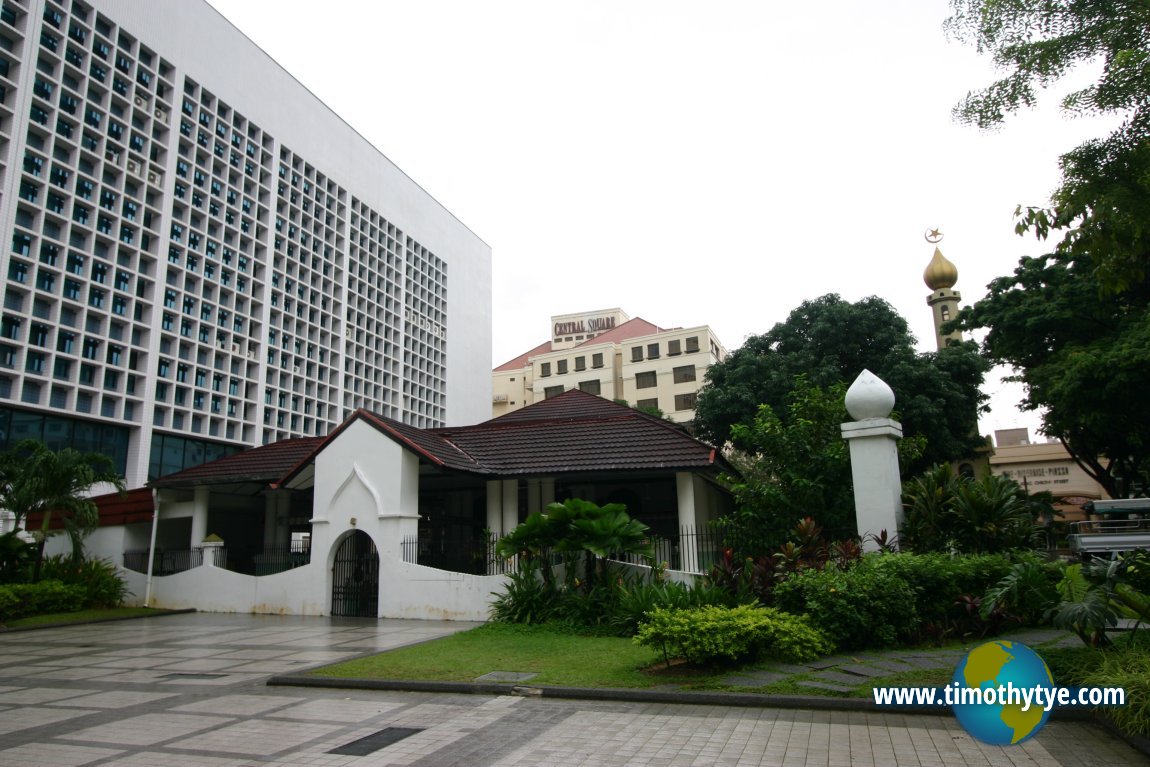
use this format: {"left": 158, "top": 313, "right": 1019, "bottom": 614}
{"left": 722, "top": 378, "right": 854, "bottom": 549}
{"left": 0, "top": 440, "right": 125, "bottom": 577}
{"left": 721, "top": 377, "right": 925, "bottom": 550}
{"left": 950, "top": 251, "right": 1150, "bottom": 497}
{"left": 694, "top": 294, "right": 989, "bottom": 472}
{"left": 947, "top": 0, "right": 1150, "bottom": 292}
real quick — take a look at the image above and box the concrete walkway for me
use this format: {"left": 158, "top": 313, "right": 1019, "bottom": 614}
{"left": 716, "top": 627, "right": 1083, "bottom": 695}
{"left": 0, "top": 613, "right": 1146, "bottom": 766}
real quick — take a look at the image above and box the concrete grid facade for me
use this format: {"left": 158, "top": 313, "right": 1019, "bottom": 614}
{"left": 0, "top": 0, "right": 492, "bottom": 490}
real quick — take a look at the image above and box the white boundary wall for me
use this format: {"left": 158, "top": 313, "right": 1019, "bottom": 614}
{"left": 121, "top": 556, "right": 505, "bottom": 621}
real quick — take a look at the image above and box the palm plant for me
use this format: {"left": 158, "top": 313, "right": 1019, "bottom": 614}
{"left": 0, "top": 440, "right": 125, "bottom": 579}
{"left": 900, "top": 463, "right": 955, "bottom": 552}
{"left": 495, "top": 498, "right": 654, "bottom": 591}
{"left": 901, "top": 465, "right": 1040, "bottom": 554}
{"left": 949, "top": 474, "right": 1038, "bottom": 553}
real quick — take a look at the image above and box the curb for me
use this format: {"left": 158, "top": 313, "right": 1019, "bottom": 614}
{"left": 266, "top": 674, "right": 1098, "bottom": 720}
{"left": 0, "top": 607, "right": 197, "bottom": 633}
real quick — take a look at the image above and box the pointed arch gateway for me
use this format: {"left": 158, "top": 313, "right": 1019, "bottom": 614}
{"left": 330, "top": 530, "right": 379, "bottom": 617}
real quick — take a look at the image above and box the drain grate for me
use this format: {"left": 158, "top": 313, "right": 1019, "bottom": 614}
{"left": 157, "top": 672, "right": 228, "bottom": 680}
{"left": 328, "top": 727, "right": 424, "bottom": 756}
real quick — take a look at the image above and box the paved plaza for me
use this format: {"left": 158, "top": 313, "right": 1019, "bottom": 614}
{"left": 0, "top": 613, "right": 1146, "bottom": 766}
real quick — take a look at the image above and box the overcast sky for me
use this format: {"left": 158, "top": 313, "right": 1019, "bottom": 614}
{"left": 205, "top": 0, "right": 1114, "bottom": 439}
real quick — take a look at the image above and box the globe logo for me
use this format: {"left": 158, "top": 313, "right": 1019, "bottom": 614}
{"left": 951, "top": 640, "right": 1054, "bottom": 744}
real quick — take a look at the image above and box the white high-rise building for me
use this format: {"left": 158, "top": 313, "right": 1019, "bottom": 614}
{"left": 0, "top": 0, "right": 492, "bottom": 489}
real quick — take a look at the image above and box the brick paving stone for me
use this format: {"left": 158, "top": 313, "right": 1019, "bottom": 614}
{"left": 721, "top": 671, "right": 787, "bottom": 687}
{"left": 765, "top": 663, "right": 815, "bottom": 674}
{"left": 806, "top": 656, "right": 855, "bottom": 670}
{"left": 813, "top": 671, "right": 866, "bottom": 685}
{"left": 0, "top": 615, "right": 1146, "bottom": 767}
{"left": 838, "top": 664, "right": 897, "bottom": 679}
{"left": 866, "top": 659, "right": 919, "bottom": 673}
{"left": 898, "top": 656, "right": 956, "bottom": 670}
{"left": 797, "top": 680, "right": 856, "bottom": 693}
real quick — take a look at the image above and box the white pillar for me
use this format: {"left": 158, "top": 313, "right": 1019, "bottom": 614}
{"left": 527, "top": 479, "right": 542, "bottom": 516}
{"left": 190, "top": 487, "right": 210, "bottom": 545}
{"left": 502, "top": 479, "right": 518, "bottom": 533}
{"left": 541, "top": 478, "right": 556, "bottom": 507}
{"left": 200, "top": 539, "right": 225, "bottom": 567}
{"left": 676, "top": 472, "right": 700, "bottom": 573}
{"left": 841, "top": 370, "right": 904, "bottom": 552}
{"left": 486, "top": 481, "right": 503, "bottom": 533}
{"left": 676, "top": 472, "right": 699, "bottom": 528}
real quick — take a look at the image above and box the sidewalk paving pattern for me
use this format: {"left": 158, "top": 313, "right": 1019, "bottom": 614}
{"left": 0, "top": 613, "right": 1143, "bottom": 766}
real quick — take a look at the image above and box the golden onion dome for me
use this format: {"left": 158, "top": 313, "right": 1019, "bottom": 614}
{"left": 923, "top": 247, "right": 958, "bottom": 290}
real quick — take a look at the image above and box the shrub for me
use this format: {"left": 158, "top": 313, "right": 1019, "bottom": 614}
{"left": 607, "top": 579, "right": 737, "bottom": 636}
{"left": 489, "top": 568, "right": 560, "bottom": 624}
{"left": 901, "top": 465, "right": 1045, "bottom": 554}
{"left": 633, "top": 604, "right": 833, "bottom": 666}
{"left": 981, "top": 557, "right": 1063, "bottom": 626}
{"left": 0, "top": 586, "right": 18, "bottom": 620}
{"left": 1045, "top": 634, "right": 1150, "bottom": 738}
{"left": 492, "top": 559, "right": 737, "bottom": 637}
{"left": 1082, "top": 642, "right": 1150, "bottom": 738}
{"left": 773, "top": 557, "right": 918, "bottom": 650}
{"left": 863, "top": 552, "right": 1016, "bottom": 639}
{"left": 38, "top": 556, "right": 130, "bottom": 608}
{"left": 0, "top": 580, "right": 85, "bottom": 622}
{"left": 0, "top": 531, "right": 36, "bottom": 584}
{"left": 552, "top": 582, "right": 621, "bottom": 631}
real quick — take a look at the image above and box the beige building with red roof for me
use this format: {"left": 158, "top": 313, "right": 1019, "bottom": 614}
{"left": 493, "top": 308, "right": 727, "bottom": 423}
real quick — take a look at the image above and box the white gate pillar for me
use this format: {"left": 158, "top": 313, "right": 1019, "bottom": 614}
{"left": 841, "top": 370, "right": 904, "bottom": 552}
{"left": 190, "top": 486, "right": 210, "bottom": 546}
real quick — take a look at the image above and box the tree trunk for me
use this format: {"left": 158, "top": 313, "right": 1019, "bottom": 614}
{"left": 31, "top": 510, "right": 53, "bottom": 581}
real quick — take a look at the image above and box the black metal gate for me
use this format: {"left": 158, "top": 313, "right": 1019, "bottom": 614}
{"left": 331, "top": 531, "right": 379, "bottom": 617}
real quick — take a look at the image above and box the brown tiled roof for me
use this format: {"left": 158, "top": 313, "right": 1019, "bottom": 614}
{"left": 162, "top": 391, "right": 726, "bottom": 489}
{"left": 429, "top": 390, "right": 722, "bottom": 476}
{"left": 95, "top": 488, "right": 155, "bottom": 525}
{"left": 28, "top": 487, "right": 155, "bottom": 531}
{"left": 150, "top": 437, "right": 325, "bottom": 488}
{"left": 355, "top": 411, "right": 483, "bottom": 473}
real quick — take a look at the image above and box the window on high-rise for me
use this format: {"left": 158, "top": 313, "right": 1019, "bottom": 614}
{"left": 674, "top": 393, "right": 698, "bottom": 411}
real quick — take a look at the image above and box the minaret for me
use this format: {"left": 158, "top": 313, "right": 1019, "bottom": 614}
{"left": 923, "top": 229, "right": 962, "bottom": 350}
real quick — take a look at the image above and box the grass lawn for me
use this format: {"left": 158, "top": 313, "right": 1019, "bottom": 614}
{"left": 313, "top": 623, "right": 704, "bottom": 688}
{"left": 2, "top": 606, "right": 178, "bottom": 630}
{"left": 313, "top": 622, "right": 960, "bottom": 695}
